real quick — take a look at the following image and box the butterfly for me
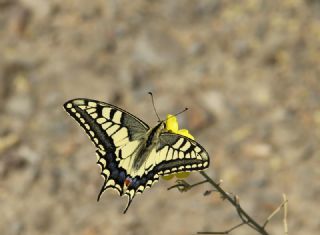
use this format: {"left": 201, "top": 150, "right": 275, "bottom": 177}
{"left": 64, "top": 98, "right": 210, "bottom": 213}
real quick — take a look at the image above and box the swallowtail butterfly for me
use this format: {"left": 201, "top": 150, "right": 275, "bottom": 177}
{"left": 64, "top": 98, "right": 210, "bottom": 213}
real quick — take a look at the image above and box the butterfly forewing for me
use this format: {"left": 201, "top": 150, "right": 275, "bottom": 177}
{"left": 64, "top": 99, "right": 149, "bottom": 150}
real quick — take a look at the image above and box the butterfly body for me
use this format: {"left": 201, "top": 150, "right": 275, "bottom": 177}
{"left": 131, "top": 121, "right": 164, "bottom": 171}
{"left": 64, "top": 98, "right": 210, "bottom": 213}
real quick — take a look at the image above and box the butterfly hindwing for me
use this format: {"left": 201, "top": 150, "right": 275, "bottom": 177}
{"left": 153, "top": 133, "right": 210, "bottom": 175}
{"left": 96, "top": 147, "right": 161, "bottom": 213}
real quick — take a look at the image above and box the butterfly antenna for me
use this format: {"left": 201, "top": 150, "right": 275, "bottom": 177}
{"left": 148, "top": 92, "right": 161, "bottom": 122}
{"left": 165, "top": 107, "right": 189, "bottom": 121}
{"left": 173, "top": 107, "right": 188, "bottom": 117}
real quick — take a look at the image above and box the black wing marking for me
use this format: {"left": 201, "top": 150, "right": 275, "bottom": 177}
{"left": 153, "top": 132, "right": 210, "bottom": 175}
{"left": 96, "top": 149, "right": 160, "bottom": 213}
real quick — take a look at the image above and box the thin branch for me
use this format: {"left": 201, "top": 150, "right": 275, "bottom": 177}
{"left": 283, "top": 194, "right": 288, "bottom": 235}
{"left": 169, "top": 171, "right": 287, "bottom": 235}
{"left": 199, "top": 171, "right": 269, "bottom": 235}
{"left": 167, "top": 179, "right": 208, "bottom": 192}
{"left": 234, "top": 195, "right": 248, "bottom": 223}
{"left": 167, "top": 183, "right": 188, "bottom": 191}
{"left": 262, "top": 194, "right": 288, "bottom": 228}
{"left": 198, "top": 222, "right": 245, "bottom": 234}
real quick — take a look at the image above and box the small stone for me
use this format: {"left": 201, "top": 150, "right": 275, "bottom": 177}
{"left": 5, "top": 75, "right": 34, "bottom": 119}
{"left": 231, "top": 126, "right": 252, "bottom": 142}
{"left": 313, "top": 110, "right": 320, "bottom": 125}
{"left": 17, "top": 145, "right": 40, "bottom": 164}
{"left": 133, "top": 29, "right": 184, "bottom": 67}
{"left": 243, "top": 142, "right": 272, "bottom": 159}
{"left": 250, "top": 85, "right": 271, "bottom": 106}
{"left": 186, "top": 106, "right": 212, "bottom": 131}
{"left": 221, "top": 166, "right": 241, "bottom": 184}
{"left": 188, "top": 42, "right": 205, "bottom": 56}
{"left": 233, "top": 40, "right": 251, "bottom": 59}
{"left": 33, "top": 208, "right": 52, "bottom": 232}
{"left": 0, "top": 133, "right": 19, "bottom": 154}
{"left": 201, "top": 91, "right": 228, "bottom": 120}
{"left": 269, "top": 156, "right": 283, "bottom": 171}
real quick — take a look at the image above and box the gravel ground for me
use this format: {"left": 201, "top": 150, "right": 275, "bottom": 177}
{"left": 0, "top": 1, "right": 319, "bottom": 235}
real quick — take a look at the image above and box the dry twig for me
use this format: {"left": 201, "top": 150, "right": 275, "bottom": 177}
{"left": 169, "top": 171, "right": 288, "bottom": 235}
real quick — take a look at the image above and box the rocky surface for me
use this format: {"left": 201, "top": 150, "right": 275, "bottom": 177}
{"left": 0, "top": 0, "right": 319, "bottom": 234}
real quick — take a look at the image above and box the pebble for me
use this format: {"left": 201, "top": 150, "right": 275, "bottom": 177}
{"left": 243, "top": 142, "right": 272, "bottom": 159}
{"left": 133, "top": 29, "right": 183, "bottom": 67}
{"left": 0, "top": 133, "right": 19, "bottom": 154}
{"left": 5, "top": 75, "right": 34, "bottom": 119}
{"left": 200, "top": 91, "right": 229, "bottom": 120}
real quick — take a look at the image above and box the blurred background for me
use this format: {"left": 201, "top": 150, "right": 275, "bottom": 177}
{"left": 0, "top": 0, "right": 319, "bottom": 234}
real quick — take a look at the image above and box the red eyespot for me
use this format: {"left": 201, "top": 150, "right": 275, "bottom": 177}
{"left": 125, "top": 177, "right": 132, "bottom": 187}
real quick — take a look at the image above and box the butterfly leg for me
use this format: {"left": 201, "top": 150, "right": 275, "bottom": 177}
{"left": 97, "top": 180, "right": 107, "bottom": 201}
